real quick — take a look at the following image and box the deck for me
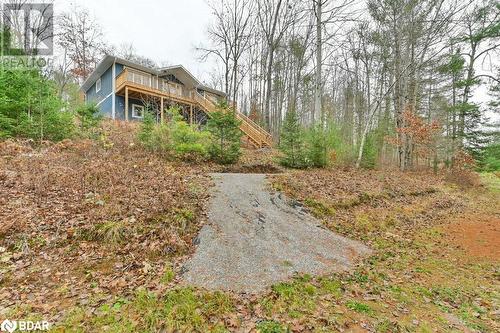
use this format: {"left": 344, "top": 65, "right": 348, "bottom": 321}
{"left": 115, "top": 68, "right": 273, "bottom": 148}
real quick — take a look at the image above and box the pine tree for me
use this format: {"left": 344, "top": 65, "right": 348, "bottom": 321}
{"left": 279, "top": 110, "right": 307, "bottom": 168}
{"left": 306, "top": 124, "right": 329, "bottom": 168}
{"left": 76, "top": 103, "right": 102, "bottom": 136}
{"left": 137, "top": 110, "right": 155, "bottom": 147}
{"left": 206, "top": 108, "right": 242, "bottom": 165}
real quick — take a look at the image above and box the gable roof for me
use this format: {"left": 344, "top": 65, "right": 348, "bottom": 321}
{"left": 160, "top": 65, "right": 200, "bottom": 90}
{"left": 198, "top": 84, "right": 227, "bottom": 97}
{"left": 81, "top": 55, "right": 158, "bottom": 92}
{"left": 81, "top": 55, "right": 227, "bottom": 97}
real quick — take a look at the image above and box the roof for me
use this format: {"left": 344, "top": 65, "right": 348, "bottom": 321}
{"left": 160, "top": 65, "right": 200, "bottom": 90}
{"left": 81, "top": 55, "right": 159, "bottom": 92}
{"left": 81, "top": 55, "right": 227, "bottom": 97}
{"left": 198, "top": 84, "right": 227, "bottom": 97}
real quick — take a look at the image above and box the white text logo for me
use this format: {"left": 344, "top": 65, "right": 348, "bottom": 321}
{"left": 0, "top": 320, "right": 16, "bottom": 333}
{"left": 0, "top": 319, "right": 50, "bottom": 332}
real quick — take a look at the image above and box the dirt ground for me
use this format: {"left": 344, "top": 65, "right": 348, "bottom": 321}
{"left": 443, "top": 215, "right": 500, "bottom": 262}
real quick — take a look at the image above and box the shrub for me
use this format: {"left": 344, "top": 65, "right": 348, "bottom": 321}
{"left": 76, "top": 103, "right": 102, "bottom": 137}
{"left": 294, "top": 120, "right": 360, "bottom": 169}
{"left": 137, "top": 110, "right": 172, "bottom": 158}
{"left": 360, "top": 131, "right": 377, "bottom": 169}
{"left": 168, "top": 107, "right": 210, "bottom": 161}
{"left": 206, "top": 108, "right": 242, "bottom": 164}
{"left": 138, "top": 110, "right": 156, "bottom": 148}
{"left": 279, "top": 115, "right": 362, "bottom": 169}
{"left": 305, "top": 124, "right": 329, "bottom": 168}
{"left": 478, "top": 142, "right": 500, "bottom": 172}
{"left": 0, "top": 67, "right": 75, "bottom": 142}
{"left": 445, "top": 150, "right": 481, "bottom": 187}
{"left": 137, "top": 107, "right": 209, "bottom": 161}
{"left": 324, "top": 122, "right": 358, "bottom": 166}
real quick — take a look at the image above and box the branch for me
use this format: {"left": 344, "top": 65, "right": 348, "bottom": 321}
{"left": 473, "top": 74, "right": 500, "bottom": 84}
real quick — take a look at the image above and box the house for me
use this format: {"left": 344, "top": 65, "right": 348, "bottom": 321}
{"left": 81, "top": 55, "right": 272, "bottom": 148}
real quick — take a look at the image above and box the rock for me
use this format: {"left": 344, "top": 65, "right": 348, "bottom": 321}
{"left": 182, "top": 173, "right": 372, "bottom": 293}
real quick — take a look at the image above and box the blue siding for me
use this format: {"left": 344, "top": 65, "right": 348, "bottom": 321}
{"left": 115, "top": 95, "right": 145, "bottom": 121}
{"left": 116, "top": 63, "right": 124, "bottom": 76}
{"left": 85, "top": 66, "right": 114, "bottom": 117}
{"left": 84, "top": 61, "right": 154, "bottom": 121}
{"left": 99, "top": 95, "right": 113, "bottom": 117}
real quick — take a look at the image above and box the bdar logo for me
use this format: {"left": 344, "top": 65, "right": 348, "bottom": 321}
{"left": 0, "top": 319, "right": 17, "bottom": 333}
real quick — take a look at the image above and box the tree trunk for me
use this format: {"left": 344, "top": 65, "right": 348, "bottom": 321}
{"left": 314, "top": 0, "right": 323, "bottom": 124}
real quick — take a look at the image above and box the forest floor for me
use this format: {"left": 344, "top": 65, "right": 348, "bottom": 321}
{"left": 0, "top": 121, "right": 498, "bottom": 332}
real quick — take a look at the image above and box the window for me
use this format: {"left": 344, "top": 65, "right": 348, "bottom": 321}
{"left": 96, "top": 78, "right": 101, "bottom": 93}
{"left": 132, "top": 104, "right": 144, "bottom": 119}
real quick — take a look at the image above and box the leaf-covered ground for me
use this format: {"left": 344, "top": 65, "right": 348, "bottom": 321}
{"left": 1, "top": 123, "right": 498, "bottom": 332}
{"left": 0, "top": 122, "right": 211, "bottom": 323}
{"left": 267, "top": 169, "right": 499, "bottom": 332}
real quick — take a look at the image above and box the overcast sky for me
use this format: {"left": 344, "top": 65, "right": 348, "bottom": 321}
{"left": 56, "top": 0, "right": 216, "bottom": 83}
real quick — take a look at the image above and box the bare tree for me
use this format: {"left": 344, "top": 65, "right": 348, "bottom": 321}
{"left": 57, "top": 7, "right": 106, "bottom": 82}
{"left": 116, "top": 42, "right": 158, "bottom": 68}
{"left": 257, "top": 0, "right": 301, "bottom": 132}
{"left": 199, "top": 0, "right": 498, "bottom": 171}
{"left": 198, "top": 0, "right": 253, "bottom": 105}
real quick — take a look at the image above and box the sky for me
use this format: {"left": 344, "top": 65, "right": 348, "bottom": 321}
{"left": 55, "top": 0, "right": 216, "bottom": 83}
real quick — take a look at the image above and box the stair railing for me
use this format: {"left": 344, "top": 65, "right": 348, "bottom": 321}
{"left": 195, "top": 92, "right": 272, "bottom": 147}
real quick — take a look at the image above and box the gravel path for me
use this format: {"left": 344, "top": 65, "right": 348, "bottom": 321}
{"left": 181, "top": 173, "right": 372, "bottom": 293}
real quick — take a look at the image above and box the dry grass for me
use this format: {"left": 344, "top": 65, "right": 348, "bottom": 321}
{"left": 268, "top": 168, "right": 499, "bottom": 332}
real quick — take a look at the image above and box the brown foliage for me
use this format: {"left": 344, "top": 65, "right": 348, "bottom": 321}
{"left": 387, "top": 107, "right": 441, "bottom": 167}
{"left": 445, "top": 150, "right": 481, "bottom": 187}
{"left": 0, "top": 121, "right": 210, "bottom": 317}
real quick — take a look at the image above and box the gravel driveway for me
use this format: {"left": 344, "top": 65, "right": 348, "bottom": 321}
{"left": 181, "top": 173, "right": 372, "bottom": 293}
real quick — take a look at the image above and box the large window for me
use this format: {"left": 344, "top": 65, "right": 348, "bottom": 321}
{"left": 96, "top": 78, "right": 101, "bottom": 93}
{"left": 132, "top": 104, "right": 144, "bottom": 119}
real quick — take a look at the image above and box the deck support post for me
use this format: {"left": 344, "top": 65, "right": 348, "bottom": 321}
{"left": 190, "top": 104, "right": 193, "bottom": 125}
{"left": 160, "top": 97, "right": 164, "bottom": 123}
{"left": 125, "top": 87, "right": 129, "bottom": 121}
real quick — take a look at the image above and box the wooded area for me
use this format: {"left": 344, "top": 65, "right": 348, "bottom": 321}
{"left": 2, "top": 0, "right": 497, "bottom": 172}
{"left": 200, "top": 0, "right": 499, "bottom": 171}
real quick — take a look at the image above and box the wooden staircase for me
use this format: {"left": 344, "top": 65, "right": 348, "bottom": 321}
{"left": 194, "top": 93, "right": 273, "bottom": 148}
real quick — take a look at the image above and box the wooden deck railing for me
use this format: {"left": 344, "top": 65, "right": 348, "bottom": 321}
{"left": 116, "top": 69, "right": 193, "bottom": 101}
{"left": 235, "top": 112, "right": 273, "bottom": 146}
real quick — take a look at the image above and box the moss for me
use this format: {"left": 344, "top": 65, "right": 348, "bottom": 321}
{"left": 303, "top": 198, "right": 336, "bottom": 217}
{"left": 346, "top": 300, "right": 373, "bottom": 314}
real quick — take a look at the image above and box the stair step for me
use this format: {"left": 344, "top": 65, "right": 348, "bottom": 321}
{"left": 194, "top": 93, "right": 272, "bottom": 149}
